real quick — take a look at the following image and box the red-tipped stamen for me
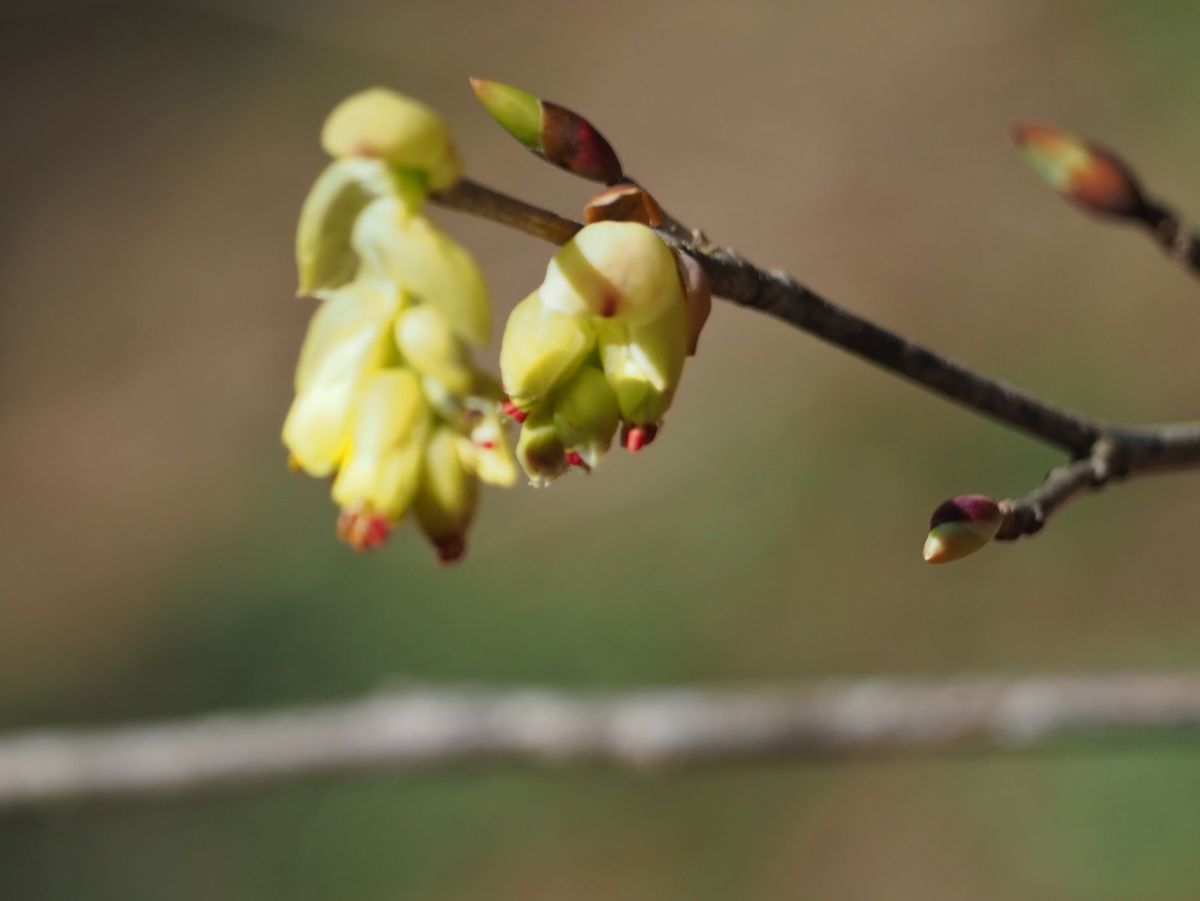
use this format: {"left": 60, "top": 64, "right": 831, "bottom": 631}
{"left": 621, "top": 423, "right": 658, "bottom": 452}
{"left": 501, "top": 399, "right": 527, "bottom": 423}
{"left": 564, "top": 450, "right": 591, "bottom": 472}
{"left": 337, "top": 508, "right": 391, "bottom": 552}
{"left": 477, "top": 439, "right": 497, "bottom": 450}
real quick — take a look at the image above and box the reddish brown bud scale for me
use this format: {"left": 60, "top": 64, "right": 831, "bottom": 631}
{"left": 584, "top": 183, "right": 665, "bottom": 227}
{"left": 540, "top": 101, "right": 624, "bottom": 184}
{"left": 929, "top": 494, "right": 1002, "bottom": 529}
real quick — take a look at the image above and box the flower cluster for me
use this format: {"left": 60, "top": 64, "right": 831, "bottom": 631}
{"left": 499, "top": 220, "right": 698, "bottom": 484}
{"left": 284, "top": 89, "right": 515, "bottom": 561}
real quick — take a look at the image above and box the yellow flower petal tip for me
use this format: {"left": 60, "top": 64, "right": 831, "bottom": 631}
{"left": 322, "top": 87, "right": 462, "bottom": 189}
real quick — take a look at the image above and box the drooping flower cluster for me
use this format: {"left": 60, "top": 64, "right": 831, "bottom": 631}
{"left": 284, "top": 88, "right": 515, "bottom": 561}
{"left": 499, "top": 220, "right": 699, "bottom": 484}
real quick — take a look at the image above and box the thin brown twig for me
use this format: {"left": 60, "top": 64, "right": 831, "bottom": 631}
{"left": 1139, "top": 201, "right": 1200, "bottom": 278}
{"left": 4, "top": 675, "right": 1200, "bottom": 810}
{"left": 434, "top": 179, "right": 1200, "bottom": 516}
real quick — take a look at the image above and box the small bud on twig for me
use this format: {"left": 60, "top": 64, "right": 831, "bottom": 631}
{"left": 1011, "top": 123, "right": 1147, "bottom": 219}
{"left": 470, "top": 78, "right": 624, "bottom": 184}
{"left": 922, "top": 494, "right": 1002, "bottom": 565}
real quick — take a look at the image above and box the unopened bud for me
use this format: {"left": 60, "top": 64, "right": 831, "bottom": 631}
{"left": 1011, "top": 123, "right": 1146, "bottom": 219}
{"left": 470, "top": 78, "right": 623, "bottom": 183}
{"left": 922, "top": 494, "right": 1003, "bottom": 565}
{"left": 322, "top": 88, "right": 462, "bottom": 190}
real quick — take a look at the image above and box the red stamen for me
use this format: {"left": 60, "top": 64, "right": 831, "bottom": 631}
{"left": 477, "top": 439, "right": 497, "bottom": 450}
{"left": 600, "top": 293, "right": 619, "bottom": 317}
{"left": 501, "top": 399, "right": 527, "bottom": 423}
{"left": 622, "top": 423, "right": 658, "bottom": 452}
{"left": 337, "top": 508, "right": 391, "bottom": 552}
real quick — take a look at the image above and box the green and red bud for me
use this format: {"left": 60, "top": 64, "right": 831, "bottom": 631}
{"left": 1011, "top": 123, "right": 1146, "bottom": 219}
{"left": 922, "top": 494, "right": 1003, "bottom": 565}
{"left": 469, "top": 77, "right": 624, "bottom": 184}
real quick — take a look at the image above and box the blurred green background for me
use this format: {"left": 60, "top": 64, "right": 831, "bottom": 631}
{"left": 3, "top": 1, "right": 1200, "bottom": 897}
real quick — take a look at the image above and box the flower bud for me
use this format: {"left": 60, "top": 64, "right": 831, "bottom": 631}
{"left": 469, "top": 78, "right": 623, "bottom": 184}
{"left": 331, "top": 368, "right": 430, "bottom": 520}
{"left": 295, "top": 158, "right": 418, "bottom": 296}
{"left": 283, "top": 282, "right": 400, "bottom": 476}
{"left": 353, "top": 197, "right": 490, "bottom": 345}
{"left": 414, "top": 426, "right": 479, "bottom": 562}
{"left": 322, "top": 88, "right": 462, "bottom": 190}
{"left": 1011, "top": 123, "right": 1146, "bottom": 219}
{"left": 598, "top": 295, "right": 688, "bottom": 426}
{"left": 552, "top": 365, "right": 620, "bottom": 469}
{"left": 499, "top": 291, "right": 594, "bottom": 405}
{"left": 922, "top": 494, "right": 1003, "bottom": 565}
{"left": 515, "top": 403, "right": 567, "bottom": 485}
{"left": 394, "top": 304, "right": 473, "bottom": 395}
{"left": 539, "top": 222, "right": 684, "bottom": 325}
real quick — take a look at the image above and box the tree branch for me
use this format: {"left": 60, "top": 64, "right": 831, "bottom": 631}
{"left": 435, "top": 179, "right": 1200, "bottom": 507}
{"left": 4, "top": 674, "right": 1200, "bottom": 809}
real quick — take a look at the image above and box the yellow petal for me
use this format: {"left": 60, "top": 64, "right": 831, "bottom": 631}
{"left": 295, "top": 158, "right": 420, "bottom": 296}
{"left": 321, "top": 87, "right": 461, "bottom": 189}
{"left": 283, "top": 283, "right": 400, "bottom": 476}
{"left": 598, "top": 295, "right": 687, "bottom": 423}
{"left": 394, "top": 304, "right": 473, "bottom": 396}
{"left": 332, "top": 368, "right": 430, "bottom": 519}
{"left": 552, "top": 365, "right": 620, "bottom": 467}
{"left": 354, "top": 199, "right": 490, "bottom": 346}
{"left": 458, "top": 412, "right": 518, "bottom": 488}
{"left": 414, "top": 426, "right": 479, "bottom": 560}
{"left": 499, "top": 291, "right": 594, "bottom": 404}
{"left": 539, "top": 221, "right": 683, "bottom": 325}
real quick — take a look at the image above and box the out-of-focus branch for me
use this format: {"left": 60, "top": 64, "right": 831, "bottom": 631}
{"left": 4, "top": 674, "right": 1200, "bottom": 810}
